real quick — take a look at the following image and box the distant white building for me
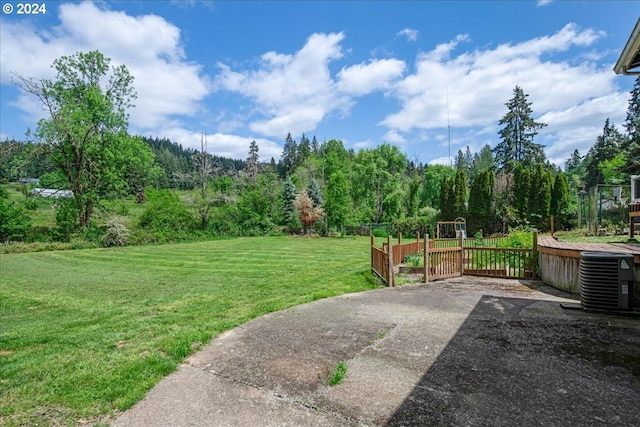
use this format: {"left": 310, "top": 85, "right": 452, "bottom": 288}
{"left": 31, "top": 188, "right": 73, "bottom": 198}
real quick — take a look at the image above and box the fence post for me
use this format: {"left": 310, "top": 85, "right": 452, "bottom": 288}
{"left": 550, "top": 216, "right": 555, "bottom": 236}
{"left": 532, "top": 230, "right": 538, "bottom": 279}
{"left": 370, "top": 234, "right": 374, "bottom": 272}
{"left": 458, "top": 231, "right": 464, "bottom": 276}
{"left": 387, "top": 235, "right": 394, "bottom": 287}
{"left": 398, "top": 233, "right": 402, "bottom": 245}
{"left": 424, "top": 233, "right": 429, "bottom": 282}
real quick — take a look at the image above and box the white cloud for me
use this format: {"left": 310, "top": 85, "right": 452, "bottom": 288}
{"left": 158, "top": 127, "right": 281, "bottom": 161}
{"left": 380, "top": 23, "right": 621, "bottom": 165}
{"left": 215, "top": 32, "right": 408, "bottom": 139}
{"left": 214, "top": 32, "right": 348, "bottom": 138}
{"left": 336, "top": 58, "right": 406, "bottom": 96}
{"left": 1, "top": 1, "right": 211, "bottom": 133}
{"left": 397, "top": 28, "right": 418, "bottom": 42}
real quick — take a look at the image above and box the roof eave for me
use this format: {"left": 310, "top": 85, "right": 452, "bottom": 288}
{"left": 614, "top": 18, "right": 640, "bottom": 75}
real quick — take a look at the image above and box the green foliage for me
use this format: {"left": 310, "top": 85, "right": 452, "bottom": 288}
{"left": 138, "top": 189, "right": 194, "bottom": 240}
{"left": 392, "top": 207, "right": 438, "bottom": 237}
{"left": 467, "top": 170, "right": 494, "bottom": 235}
{"left": 550, "top": 173, "right": 571, "bottom": 230}
{"left": 14, "top": 50, "right": 157, "bottom": 228}
{"left": 325, "top": 170, "right": 350, "bottom": 229}
{"left": 494, "top": 86, "right": 547, "bottom": 172}
{"left": 583, "top": 118, "right": 626, "bottom": 188}
{"left": 0, "top": 198, "right": 32, "bottom": 241}
{"left": 53, "top": 198, "right": 79, "bottom": 242}
{"left": 282, "top": 176, "right": 298, "bottom": 227}
{"left": 453, "top": 169, "right": 467, "bottom": 219}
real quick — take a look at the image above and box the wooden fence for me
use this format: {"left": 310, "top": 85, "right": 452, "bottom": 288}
{"left": 371, "top": 232, "right": 537, "bottom": 286}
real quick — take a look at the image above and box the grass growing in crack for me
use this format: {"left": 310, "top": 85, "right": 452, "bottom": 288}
{"left": 327, "top": 362, "right": 348, "bottom": 386}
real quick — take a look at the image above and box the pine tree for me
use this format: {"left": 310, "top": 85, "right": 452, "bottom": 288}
{"left": 282, "top": 176, "right": 297, "bottom": 229}
{"left": 245, "top": 140, "right": 259, "bottom": 185}
{"left": 583, "top": 119, "right": 626, "bottom": 188}
{"left": 280, "top": 133, "right": 298, "bottom": 177}
{"left": 307, "top": 178, "right": 324, "bottom": 208}
{"left": 494, "top": 86, "right": 547, "bottom": 173}
{"left": 311, "top": 135, "right": 320, "bottom": 154}
{"left": 564, "top": 149, "right": 583, "bottom": 174}
{"left": 623, "top": 77, "right": 640, "bottom": 174}
{"left": 298, "top": 133, "right": 311, "bottom": 167}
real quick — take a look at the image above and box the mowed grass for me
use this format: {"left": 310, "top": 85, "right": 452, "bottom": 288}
{"left": 0, "top": 236, "right": 381, "bottom": 426}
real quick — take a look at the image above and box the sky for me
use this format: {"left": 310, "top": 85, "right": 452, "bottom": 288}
{"left": 1, "top": 1, "right": 639, "bottom": 168}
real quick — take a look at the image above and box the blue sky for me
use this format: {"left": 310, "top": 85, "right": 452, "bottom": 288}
{"left": 1, "top": 1, "right": 638, "bottom": 167}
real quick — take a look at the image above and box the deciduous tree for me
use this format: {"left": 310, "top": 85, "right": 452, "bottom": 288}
{"left": 14, "top": 50, "right": 156, "bottom": 227}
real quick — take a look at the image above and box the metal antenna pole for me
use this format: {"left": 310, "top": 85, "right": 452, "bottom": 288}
{"left": 447, "top": 84, "right": 451, "bottom": 167}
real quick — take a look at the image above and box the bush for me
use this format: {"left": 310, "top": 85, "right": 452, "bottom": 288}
{"left": 139, "top": 190, "right": 195, "bottom": 240}
{"left": 0, "top": 198, "right": 32, "bottom": 242}
{"left": 102, "top": 216, "right": 130, "bottom": 247}
{"left": 52, "top": 198, "right": 79, "bottom": 242}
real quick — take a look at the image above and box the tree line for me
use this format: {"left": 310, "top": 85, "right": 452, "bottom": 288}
{"left": 1, "top": 51, "right": 638, "bottom": 245}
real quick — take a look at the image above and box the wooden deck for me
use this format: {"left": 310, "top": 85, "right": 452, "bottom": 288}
{"left": 538, "top": 235, "right": 640, "bottom": 263}
{"left": 538, "top": 235, "right": 640, "bottom": 295}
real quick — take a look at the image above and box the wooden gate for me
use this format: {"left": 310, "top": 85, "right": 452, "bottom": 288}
{"left": 371, "top": 233, "right": 538, "bottom": 286}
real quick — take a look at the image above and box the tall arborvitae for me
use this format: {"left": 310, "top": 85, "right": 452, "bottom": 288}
{"left": 453, "top": 169, "right": 467, "bottom": 219}
{"left": 513, "top": 163, "right": 531, "bottom": 222}
{"left": 467, "top": 170, "right": 494, "bottom": 235}
{"left": 550, "top": 173, "right": 571, "bottom": 230}
{"left": 439, "top": 176, "right": 456, "bottom": 221}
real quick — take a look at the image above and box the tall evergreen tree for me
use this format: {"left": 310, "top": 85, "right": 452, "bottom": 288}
{"left": 311, "top": 135, "right": 320, "bottom": 154}
{"left": 280, "top": 133, "right": 298, "bottom": 177}
{"left": 307, "top": 178, "right": 324, "bottom": 208}
{"left": 550, "top": 173, "right": 571, "bottom": 230}
{"left": 493, "top": 86, "right": 547, "bottom": 173}
{"left": 513, "top": 163, "right": 531, "bottom": 222}
{"left": 583, "top": 119, "right": 626, "bottom": 188}
{"left": 245, "top": 140, "right": 259, "bottom": 185}
{"left": 623, "top": 77, "right": 640, "bottom": 174}
{"left": 471, "top": 144, "right": 495, "bottom": 177}
{"left": 564, "top": 149, "right": 583, "bottom": 174}
{"left": 282, "top": 176, "right": 297, "bottom": 228}
{"left": 439, "top": 176, "right": 455, "bottom": 221}
{"left": 467, "top": 170, "right": 494, "bottom": 235}
{"left": 453, "top": 169, "right": 467, "bottom": 219}
{"left": 298, "top": 133, "right": 311, "bottom": 167}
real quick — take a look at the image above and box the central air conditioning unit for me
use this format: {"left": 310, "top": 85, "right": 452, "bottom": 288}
{"left": 579, "top": 252, "right": 635, "bottom": 311}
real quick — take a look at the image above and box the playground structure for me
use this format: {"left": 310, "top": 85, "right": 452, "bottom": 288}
{"left": 436, "top": 217, "right": 467, "bottom": 239}
{"left": 578, "top": 184, "right": 632, "bottom": 236}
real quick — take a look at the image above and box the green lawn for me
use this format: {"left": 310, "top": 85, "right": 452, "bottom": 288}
{"left": 0, "top": 236, "right": 381, "bottom": 426}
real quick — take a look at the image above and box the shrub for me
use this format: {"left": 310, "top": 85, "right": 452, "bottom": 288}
{"left": 102, "top": 216, "right": 130, "bottom": 247}
{"left": 52, "top": 198, "right": 79, "bottom": 242}
{"left": 0, "top": 198, "right": 32, "bottom": 242}
{"left": 139, "top": 189, "right": 194, "bottom": 239}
